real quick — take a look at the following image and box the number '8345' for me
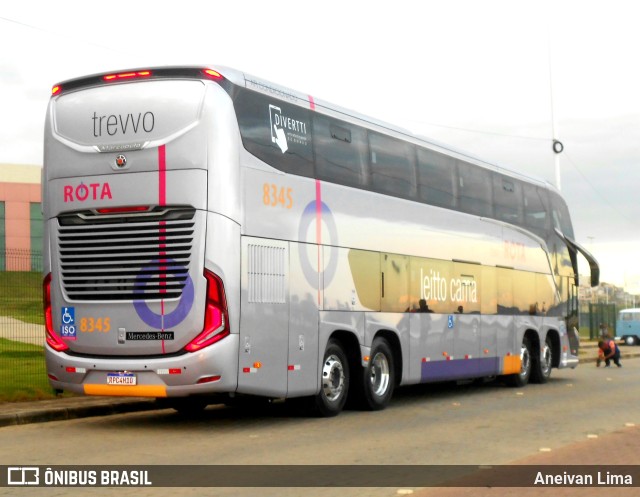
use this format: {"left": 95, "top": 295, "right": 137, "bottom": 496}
{"left": 263, "top": 183, "right": 293, "bottom": 209}
{"left": 79, "top": 317, "right": 110, "bottom": 333}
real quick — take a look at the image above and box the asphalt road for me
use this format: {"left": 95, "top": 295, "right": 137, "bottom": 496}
{"left": 1, "top": 358, "right": 639, "bottom": 497}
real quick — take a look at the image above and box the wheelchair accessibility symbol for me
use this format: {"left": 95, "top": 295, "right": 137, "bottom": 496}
{"left": 448, "top": 315, "right": 455, "bottom": 329}
{"left": 60, "top": 307, "right": 77, "bottom": 339}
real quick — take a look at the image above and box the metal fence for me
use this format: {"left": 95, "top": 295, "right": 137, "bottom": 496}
{"left": 0, "top": 249, "right": 50, "bottom": 400}
{"left": 587, "top": 303, "right": 617, "bottom": 340}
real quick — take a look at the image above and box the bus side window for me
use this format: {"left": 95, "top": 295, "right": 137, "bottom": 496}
{"left": 234, "top": 88, "right": 314, "bottom": 178}
{"left": 493, "top": 174, "right": 523, "bottom": 225}
{"left": 313, "top": 115, "right": 369, "bottom": 188}
{"left": 458, "top": 161, "right": 493, "bottom": 218}
{"left": 523, "top": 184, "right": 550, "bottom": 235}
{"left": 416, "top": 148, "right": 457, "bottom": 209}
{"left": 369, "top": 133, "right": 417, "bottom": 200}
{"left": 550, "top": 191, "right": 575, "bottom": 238}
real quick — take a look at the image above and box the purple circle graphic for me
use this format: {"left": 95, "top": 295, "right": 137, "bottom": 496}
{"left": 133, "top": 259, "right": 195, "bottom": 329}
{"left": 298, "top": 200, "right": 338, "bottom": 288}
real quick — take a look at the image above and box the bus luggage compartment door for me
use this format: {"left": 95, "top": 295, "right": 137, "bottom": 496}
{"left": 238, "top": 238, "right": 289, "bottom": 397}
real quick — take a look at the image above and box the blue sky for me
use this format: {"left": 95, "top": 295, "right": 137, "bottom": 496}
{"left": 1, "top": 0, "right": 639, "bottom": 290}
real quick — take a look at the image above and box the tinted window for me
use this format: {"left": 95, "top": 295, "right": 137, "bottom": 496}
{"left": 416, "top": 148, "right": 457, "bottom": 208}
{"left": 369, "top": 133, "right": 416, "bottom": 198}
{"left": 493, "top": 175, "right": 523, "bottom": 225}
{"left": 458, "top": 161, "right": 493, "bottom": 217}
{"left": 550, "top": 191, "right": 574, "bottom": 238}
{"left": 523, "top": 184, "right": 550, "bottom": 233}
{"left": 313, "top": 115, "right": 369, "bottom": 188}
{"left": 234, "top": 88, "right": 314, "bottom": 177}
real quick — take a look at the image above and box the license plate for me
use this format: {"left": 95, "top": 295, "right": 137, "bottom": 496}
{"left": 107, "top": 372, "right": 137, "bottom": 386}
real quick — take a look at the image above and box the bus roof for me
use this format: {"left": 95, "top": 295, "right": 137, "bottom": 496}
{"left": 51, "top": 64, "right": 554, "bottom": 193}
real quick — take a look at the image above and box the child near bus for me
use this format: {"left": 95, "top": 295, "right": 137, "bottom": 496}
{"left": 596, "top": 339, "right": 622, "bottom": 368}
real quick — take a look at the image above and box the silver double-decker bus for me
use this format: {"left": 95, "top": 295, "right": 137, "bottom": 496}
{"left": 43, "top": 66, "right": 599, "bottom": 416}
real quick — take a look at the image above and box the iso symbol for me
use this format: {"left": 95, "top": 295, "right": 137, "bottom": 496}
{"left": 61, "top": 324, "right": 76, "bottom": 337}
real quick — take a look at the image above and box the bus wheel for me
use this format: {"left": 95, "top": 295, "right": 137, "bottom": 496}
{"left": 624, "top": 336, "right": 637, "bottom": 346}
{"left": 314, "top": 339, "right": 349, "bottom": 417}
{"left": 531, "top": 336, "right": 553, "bottom": 384}
{"left": 506, "top": 336, "right": 532, "bottom": 388}
{"left": 360, "top": 338, "right": 395, "bottom": 411}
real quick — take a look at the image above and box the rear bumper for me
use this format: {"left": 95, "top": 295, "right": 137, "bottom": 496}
{"left": 46, "top": 334, "right": 239, "bottom": 397}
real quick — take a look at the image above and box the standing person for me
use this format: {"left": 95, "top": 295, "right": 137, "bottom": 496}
{"left": 599, "top": 323, "right": 610, "bottom": 338}
{"left": 597, "top": 338, "right": 622, "bottom": 368}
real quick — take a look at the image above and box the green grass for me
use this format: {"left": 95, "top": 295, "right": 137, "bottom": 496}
{"left": 0, "top": 338, "right": 57, "bottom": 402}
{"left": 0, "top": 271, "right": 43, "bottom": 324}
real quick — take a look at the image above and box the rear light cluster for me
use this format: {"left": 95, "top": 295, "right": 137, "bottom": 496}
{"left": 51, "top": 68, "right": 224, "bottom": 96}
{"left": 44, "top": 268, "right": 230, "bottom": 354}
{"left": 184, "top": 270, "right": 230, "bottom": 352}
{"left": 43, "top": 273, "right": 69, "bottom": 352}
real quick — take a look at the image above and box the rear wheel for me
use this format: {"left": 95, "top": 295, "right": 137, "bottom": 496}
{"left": 313, "top": 339, "right": 350, "bottom": 417}
{"left": 531, "top": 336, "right": 553, "bottom": 384}
{"left": 624, "top": 336, "right": 637, "bottom": 346}
{"left": 506, "top": 336, "right": 532, "bottom": 387}
{"left": 358, "top": 338, "right": 395, "bottom": 411}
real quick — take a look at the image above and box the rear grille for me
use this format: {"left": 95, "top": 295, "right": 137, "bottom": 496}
{"left": 57, "top": 207, "right": 195, "bottom": 301}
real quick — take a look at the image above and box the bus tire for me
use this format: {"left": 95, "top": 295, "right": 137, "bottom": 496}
{"left": 314, "top": 339, "right": 350, "bottom": 417}
{"left": 624, "top": 336, "right": 637, "bottom": 346}
{"left": 358, "top": 337, "right": 395, "bottom": 411}
{"left": 531, "top": 336, "right": 553, "bottom": 384}
{"left": 506, "top": 336, "right": 532, "bottom": 388}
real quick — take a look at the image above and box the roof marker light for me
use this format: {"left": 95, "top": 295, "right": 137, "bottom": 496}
{"left": 51, "top": 85, "right": 61, "bottom": 95}
{"left": 203, "top": 69, "right": 223, "bottom": 79}
{"left": 103, "top": 71, "right": 152, "bottom": 82}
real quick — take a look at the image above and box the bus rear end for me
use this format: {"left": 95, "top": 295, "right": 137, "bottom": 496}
{"left": 43, "top": 68, "right": 241, "bottom": 400}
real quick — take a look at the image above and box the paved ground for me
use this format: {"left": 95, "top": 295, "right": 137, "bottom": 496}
{"left": 415, "top": 424, "right": 640, "bottom": 496}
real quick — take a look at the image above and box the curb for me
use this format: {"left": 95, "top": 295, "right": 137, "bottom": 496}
{"left": 0, "top": 398, "right": 160, "bottom": 428}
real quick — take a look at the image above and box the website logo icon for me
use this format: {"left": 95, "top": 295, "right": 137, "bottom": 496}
{"left": 7, "top": 467, "right": 40, "bottom": 485}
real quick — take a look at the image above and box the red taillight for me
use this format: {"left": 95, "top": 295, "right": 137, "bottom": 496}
{"left": 197, "top": 375, "right": 222, "bottom": 384}
{"left": 43, "top": 273, "right": 69, "bottom": 352}
{"left": 51, "top": 85, "right": 61, "bottom": 95}
{"left": 96, "top": 206, "right": 149, "bottom": 214}
{"left": 203, "top": 69, "right": 223, "bottom": 80}
{"left": 103, "top": 70, "right": 152, "bottom": 82}
{"left": 184, "top": 270, "right": 230, "bottom": 352}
